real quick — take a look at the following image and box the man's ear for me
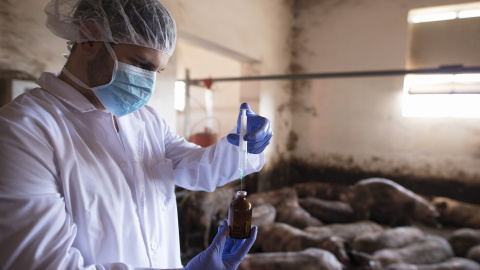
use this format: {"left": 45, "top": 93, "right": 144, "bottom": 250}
{"left": 78, "top": 21, "right": 102, "bottom": 40}
{"left": 75, "top": 21, "right": 104, "bottom": 57}
{"left": 76, "top": 41, "right": 103, "bottom": 57}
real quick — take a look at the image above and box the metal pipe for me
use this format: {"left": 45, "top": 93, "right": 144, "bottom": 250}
{"left": 186, "top": 66, "right": 480, "bottom": 84}
{"left": 185, "top": 69, "right": 191, "bottom": 140}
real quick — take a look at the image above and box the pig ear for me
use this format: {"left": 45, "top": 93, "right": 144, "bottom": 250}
{"left": 343, "top": 241, "right": 353, "bottom": 251}
{"left": 435, "top": 201, "right": 447, "bottom": 212}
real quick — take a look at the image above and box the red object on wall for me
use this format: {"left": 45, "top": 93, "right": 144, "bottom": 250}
{"left": 189, "top": 128, "right": 218, "bottom": 147}
{"left": 203, "top": 78, "right": 213, "bottom": 89}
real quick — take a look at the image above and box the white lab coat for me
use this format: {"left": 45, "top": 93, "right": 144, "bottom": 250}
{"left": 0, "top": 72, "right": 264, "bottom": 270}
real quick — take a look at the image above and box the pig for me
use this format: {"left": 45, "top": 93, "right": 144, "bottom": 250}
{"left": 304, "top": 220, "right": 385, "bottom": 243}
{"left": 254, "top": 222, "right": 324, "bottom": 253}
{"left": 248, "top": 187, "right": 323, "bottom": 229}
{"left": 373, "top": 235, "right": 453, "bottom": 267}
{"left": 275, "top": 196, "right": 324, "bottom": 229}
{"left": 432, "top": 196, "right": 480, "bottom": 229}
{"left": 253, "top": 222, "right": 350, "bottom": 263}
{"left": 353, "top": 226, "right": 426, "bottom": 254}
{"left": 346, "top": 247, "right": 383, "bottom": 270}
{"left": 251, "top": 203, "right": 276, "bottom": 226}
{"left": 178, "top": 186, "right": 234, "bottom": 251}
{"left": 238, "top": 248, "right": 344, "bottom": 270}
{"left": 294, "top": 182, "right": 350, "bottom": 202}
{"left": 467, "top": 245, "right": 480, "bottom": 264}
{"left": 248, "top": 186, "right": 298, "bottom": 206}
{"left": 449, "top": 228, "right": 480, "bottom": 257}
{"left": 298, "top": 197, "right": 356, "bottom": 224}
{"left": 348, "top": 178, "right": 440, "bottom": 227}
{"left": 386, "top": 257, "right": 480, "bottom": 270}
{"left": 321, "top": 236, "right": 351, "bottom": 265}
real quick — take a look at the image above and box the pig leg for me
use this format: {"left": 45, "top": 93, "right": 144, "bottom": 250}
{"left": 179, "top": 207, "right": 195, "bottom": 253}
{"left": 202, "top": 214, "right": 212, "bottom": 250}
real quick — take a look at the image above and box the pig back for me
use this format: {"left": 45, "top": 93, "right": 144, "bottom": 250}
{"left": 238, "top": 248, "right": 344, "bottom": 270}
{"left": 353, "top": 226, "right": 426, "bottom": 254}
{"left": 449, "top": 228, "right": 480, "bottom": 257}
{"left": 350, "top": 178, "right": 439, "bottom": 227}
{"left": 294, "top": 182, "right": 350, "bottom": 202}
{"left": 305, "top": 220, "right": 384, "bottom": 242}
{"left": 432, "top": 196, "right": 480, "bottom": 229}
{"left": 256, "top": 222, "right": 323, "bottom": 252}
{"left": 373, "top": 235, "right": 453, "bottom": 267}
{"left": 299, "top": 197, "right": 355, "bottom": 224}
{"left": 386, "top": 257, "right": 480, "bottom": 270}
{"left": 248, "top": 187, "right": 323, "bottom": 229}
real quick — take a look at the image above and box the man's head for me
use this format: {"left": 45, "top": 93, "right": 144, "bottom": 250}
{"left": 45, "top": 0, "right": 176, "bottom": 56}
{"left": 83, "top": 42, "right": 170, "bottom": 88}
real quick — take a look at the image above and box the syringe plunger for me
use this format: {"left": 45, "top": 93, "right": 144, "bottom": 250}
{"left": 239, "top": 109, "right": 248, "bottom": 173}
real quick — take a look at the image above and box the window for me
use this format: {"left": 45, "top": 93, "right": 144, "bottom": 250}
{"left": 174, "top": 81, "right": 185, "bottom": 111}
{"left": 403, "top": 2, "right": 480, "bottom": 118}
{"left": 403, "top": 74, "right": 480, "bottom": 118}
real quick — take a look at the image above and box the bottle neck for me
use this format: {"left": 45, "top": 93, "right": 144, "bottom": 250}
{"left": 236, "top": 191, "right": 247, "bottom": 197}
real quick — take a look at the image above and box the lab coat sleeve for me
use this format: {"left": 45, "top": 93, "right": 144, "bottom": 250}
{"left": 162, "top": 121, "right": 264, "bottom": 192}
{"left": 0, "top": 113, "right": 136, "bottom": 270}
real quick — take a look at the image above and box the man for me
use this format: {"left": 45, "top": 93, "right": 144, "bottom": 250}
{"left": 0, "top": 0, "right": 272, "bottom": 269}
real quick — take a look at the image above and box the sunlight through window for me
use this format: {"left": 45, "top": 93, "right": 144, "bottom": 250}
{"left": 174, "top": 81, "right": 185, "bottom": 111}
{"left": 409, "top": 2, "right": 480, "bottom": 23}
{"left": 402, "top": 74, "right": 480, "bottom": 118}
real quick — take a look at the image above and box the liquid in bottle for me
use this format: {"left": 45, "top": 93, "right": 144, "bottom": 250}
{"left": 228, "top": 190, "right": 252, "bottom": 239}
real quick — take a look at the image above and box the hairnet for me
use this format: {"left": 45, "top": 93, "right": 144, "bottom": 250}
{"left": 45, "top": 0, "right": 176, "bottom": 56}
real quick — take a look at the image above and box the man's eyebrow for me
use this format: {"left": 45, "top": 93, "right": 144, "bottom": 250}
{"left": 132, "top": 55, "right": 160, "bottom": 71}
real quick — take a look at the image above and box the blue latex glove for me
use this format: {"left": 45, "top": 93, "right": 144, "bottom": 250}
{"left": 184, "top": 220, "right": 258, "bottom": 270}
{"left": 227, "top": 103, "right": 273, "bottom": 154}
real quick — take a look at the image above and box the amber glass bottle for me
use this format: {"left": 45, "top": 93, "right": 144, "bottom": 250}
{"left": 228, "top": 191, "right": 252, "bottom": 239}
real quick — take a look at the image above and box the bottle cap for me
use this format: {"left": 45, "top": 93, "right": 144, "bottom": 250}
{"left": 237, "top": 191, "right": 247, "bottom": 196}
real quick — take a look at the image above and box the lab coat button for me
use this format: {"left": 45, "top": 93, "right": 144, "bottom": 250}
{"left": 150, "top": 242, "right": 158, "bottom": 250}
{"left": 120, "top": 163, "right": 128, "bottom": 170}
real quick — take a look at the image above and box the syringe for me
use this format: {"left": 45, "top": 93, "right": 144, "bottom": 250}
{"left": 238, "top": 109, "right": 248, "bottom": 190}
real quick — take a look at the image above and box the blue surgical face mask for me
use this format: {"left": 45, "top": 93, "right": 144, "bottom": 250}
{"left": 62, "top": 42, "right": 156, "bottom": 117}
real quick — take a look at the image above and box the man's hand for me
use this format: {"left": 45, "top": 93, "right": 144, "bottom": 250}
{"left": 184, "top": 220, "right": 257, "bottom": 270}
{"left": 227, "top": 103, "right": 273, "bottom": 154}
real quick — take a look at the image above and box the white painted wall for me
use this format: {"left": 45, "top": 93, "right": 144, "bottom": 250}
{"left": 175, "top": 42, "right": 242, "bottom": 140}
{"left": 290, "top": 0, "right": 480, "bottom": 183}
{"left": 0, "top": 0, "right": 66, "bottom": 76}
{"left": 0, "top": 0, "right": 293, "bottom": 170}
{"left": 13, "top": 0, "right": 476, "bottom": 185}
{"left": 0, "top": 0, "right": 177, "bottom": 128}
{"left": 160, "top": 0, "right": 294, "bottom": 165}
{"left": 0, "top": 0, "right": 291, "bottom": 151}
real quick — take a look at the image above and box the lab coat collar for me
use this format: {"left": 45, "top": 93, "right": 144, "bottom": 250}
{"left": 36, "top": 72, "right": 98, "bottom": 113}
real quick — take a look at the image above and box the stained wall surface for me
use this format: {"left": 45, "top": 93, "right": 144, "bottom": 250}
{"left": 3, "top": 0, "right": 479, "bottom": 200}
{"left": 282, "top": 0, "right": 480, "bottom": 198}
